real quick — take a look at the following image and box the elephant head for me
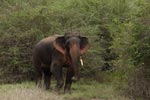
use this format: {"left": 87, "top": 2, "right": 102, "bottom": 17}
{"left": 54, "top": 32, "right": 89, "bottom": 81}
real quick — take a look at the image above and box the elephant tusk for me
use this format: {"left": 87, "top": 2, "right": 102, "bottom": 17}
{"left": 80, "top": 56, "right": 84, "bottom": 66}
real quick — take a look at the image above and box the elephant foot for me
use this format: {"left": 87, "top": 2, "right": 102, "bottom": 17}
{"left": 45, "top": 83, "right": 51, "bottom": 90}
{"left": 54, "top": 87, "right": 63, "bottom": 94}
{"left": 64, "top": 84, "right": 72, "bottom": 94}
{"left": 55, "top": 86, "right": 62, "bottom": 91}
{"left": 45, "top": 86, "right": 51, "bottom": 90}
{"left": 55, "top": 86, "right": 63, "bottom": 94}
{"left": 55, "top": 80, "right": 64, "bottom": 91}
{"left": 64, "top": 88, "right": 72, "bottom": 94}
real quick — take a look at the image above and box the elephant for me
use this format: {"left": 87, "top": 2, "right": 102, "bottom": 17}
{"left": 33, "top": 32, "right": 89, "bottom": 93}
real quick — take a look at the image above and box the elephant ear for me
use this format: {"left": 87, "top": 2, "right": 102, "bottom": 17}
{"left": 54, "top": 36, "right": 66, "bottom": 55}
{"left": 80, "top": 37, "right": 89, "bottom": 55}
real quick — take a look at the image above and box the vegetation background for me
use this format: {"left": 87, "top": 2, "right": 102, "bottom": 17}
{"left": 0, "top": 0, "right": 150, "bottom": 100}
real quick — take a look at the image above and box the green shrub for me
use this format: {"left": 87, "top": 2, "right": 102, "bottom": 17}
{"left": 0, "top": 1, "right": 150, "bottom": 100}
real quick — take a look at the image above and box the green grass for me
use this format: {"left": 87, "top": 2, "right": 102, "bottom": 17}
{"left": 0, "top": 80, "right": 131, "bottom": 100}
{"left": 63, "top": 80, "right": 131, "bottom": 100}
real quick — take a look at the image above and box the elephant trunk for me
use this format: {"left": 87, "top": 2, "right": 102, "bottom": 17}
{"left": 70, "top": 44, "right": 80, "bottom": 81}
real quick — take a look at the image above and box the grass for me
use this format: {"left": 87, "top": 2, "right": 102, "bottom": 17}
{"left": 0, "top": 82, "right": 63, "bottom": 100}
{"left": 0, "top": 80, "right": 131, "bottom": 100}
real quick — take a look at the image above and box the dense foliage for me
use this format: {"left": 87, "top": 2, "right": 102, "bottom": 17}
{"left": 0, "top": 0, "right": 150, "bottom": 99}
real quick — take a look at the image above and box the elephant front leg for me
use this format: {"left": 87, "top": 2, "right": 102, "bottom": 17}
{"left": 51, "top": 62, "right": 64, "bottom": 92}
{"left": 64, "top": 68, "right": 74, "bottom": 93}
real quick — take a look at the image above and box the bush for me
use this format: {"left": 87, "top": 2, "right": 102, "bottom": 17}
{"left": 0, "top": 1, "right": 150, "bottom": 100}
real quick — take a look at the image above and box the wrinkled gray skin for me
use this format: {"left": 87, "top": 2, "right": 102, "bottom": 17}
{"left": 33, "top": 32, "right": 89, "bottom": 93}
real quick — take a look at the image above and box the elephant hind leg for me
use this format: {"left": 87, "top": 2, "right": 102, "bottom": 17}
{"left": 35, "top": 65, "right": 42, "bottom": 88}
{"left": 43, "top": 67, "right": 52, "bottom": 90}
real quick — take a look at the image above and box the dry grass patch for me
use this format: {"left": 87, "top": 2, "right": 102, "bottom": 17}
{"left": 0, "top": 82, "right": 63, "bottom": 100}
{"left": 0, "top": 88, "right": 63, "bottom": 100}
{"left": 0, "top": 81, "right": 132, "bottom": 100}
